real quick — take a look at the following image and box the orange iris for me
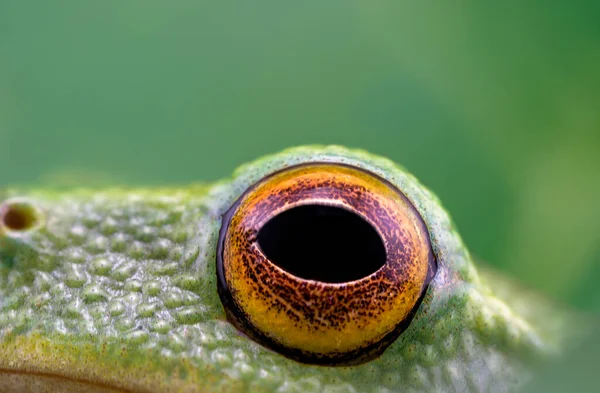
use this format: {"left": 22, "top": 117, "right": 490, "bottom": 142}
{"left": 217, "top": 163, "right": 436, "bottom": 364}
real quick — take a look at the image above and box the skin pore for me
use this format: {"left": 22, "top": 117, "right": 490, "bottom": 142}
{"left": 0, "top": 146, "right": 571, "bottom": 392}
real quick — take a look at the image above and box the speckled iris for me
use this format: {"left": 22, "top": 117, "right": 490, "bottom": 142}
{"left": 217, "top": 163, "right": 437, "bottom": 365}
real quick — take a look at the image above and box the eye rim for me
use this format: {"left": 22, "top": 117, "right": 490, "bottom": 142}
{"left": 217, "top": 162, "right": 437, "bottom": 365}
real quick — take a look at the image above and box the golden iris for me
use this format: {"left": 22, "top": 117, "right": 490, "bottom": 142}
{"left": 217, "top": 163, "right": 437, "bottom": 364}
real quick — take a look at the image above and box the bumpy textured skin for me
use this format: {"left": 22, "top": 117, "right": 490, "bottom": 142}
{"left": 0, "top": 146, "right": 569, "bottom": 393}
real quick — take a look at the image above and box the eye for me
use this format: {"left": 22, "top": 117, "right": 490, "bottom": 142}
{"left": 217, "top": 163, "right": 437, "bottom": 365}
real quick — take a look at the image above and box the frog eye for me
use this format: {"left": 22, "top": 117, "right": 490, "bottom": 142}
{"left": 217, "top": 163, "right": 437, "bottom": 365}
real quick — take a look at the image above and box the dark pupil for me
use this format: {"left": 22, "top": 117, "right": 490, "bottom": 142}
{"left": 257, "top": 205, "right": 386, "bottom": 283}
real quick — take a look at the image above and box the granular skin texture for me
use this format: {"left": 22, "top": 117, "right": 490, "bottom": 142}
{"left": 0, "top": 146, "right": 571, "bottom": 393}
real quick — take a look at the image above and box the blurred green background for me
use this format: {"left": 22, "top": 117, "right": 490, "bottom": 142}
{"left": 1, "top": 1, "right": 599, "bottom": 390}
{"left": 1, "top": 1, "right": 599, "bottom": 309}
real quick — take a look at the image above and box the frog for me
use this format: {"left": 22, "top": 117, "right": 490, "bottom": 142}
{"left": 0, "top": 145, "right": 573, "bottom": 393}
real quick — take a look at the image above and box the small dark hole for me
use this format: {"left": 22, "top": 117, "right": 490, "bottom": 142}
{"left": 257, "top": 205, "right": 386, "bottom": 283}
{"left": 1, "top": 202, "right": 38, "bottom": 232}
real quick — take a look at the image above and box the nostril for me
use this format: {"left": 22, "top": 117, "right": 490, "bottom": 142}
{"left": 257, "top": 204, "right": 386, "bottom": 283}
{"left": 0, "top": 200, "right": 41, "bottom": 233}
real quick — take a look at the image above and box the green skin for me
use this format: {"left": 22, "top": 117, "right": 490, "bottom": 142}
{"left": 0, "top": 146, "right": 569, "bottom": 393}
